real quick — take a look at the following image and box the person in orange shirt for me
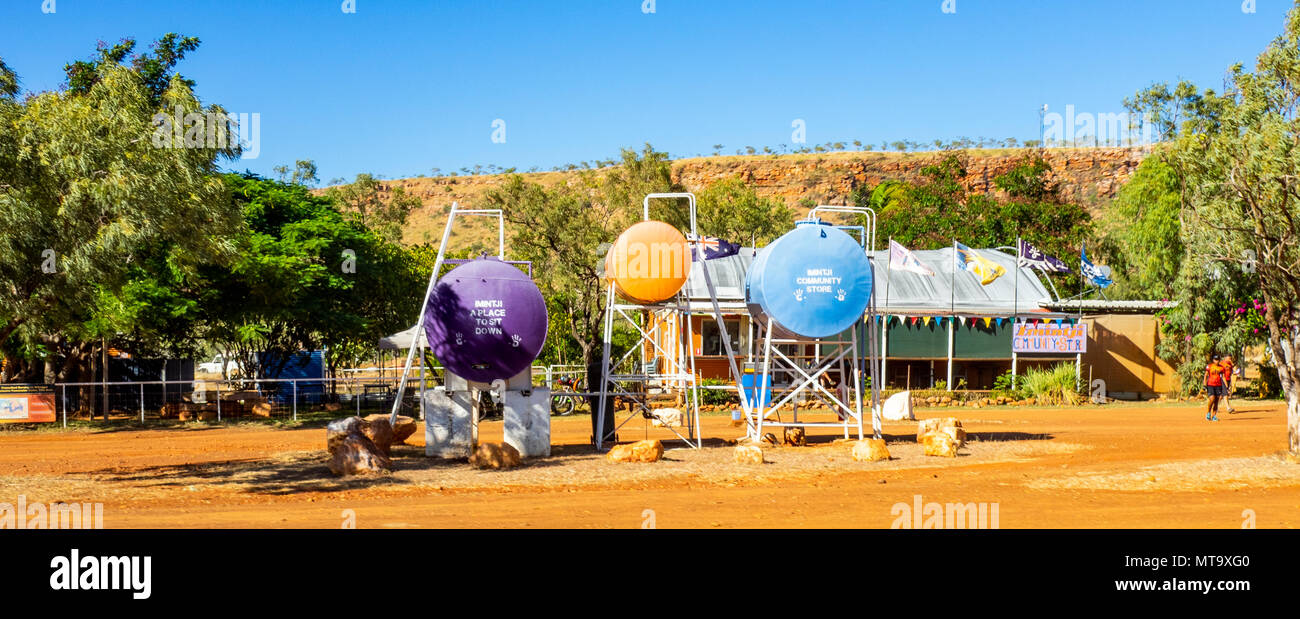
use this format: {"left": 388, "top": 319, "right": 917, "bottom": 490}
{"left": 1220, "top": 354, "right": 1237, "bottom": 413}
{"left": 1204, "top": 354, "right": 1226, "bottom": 422}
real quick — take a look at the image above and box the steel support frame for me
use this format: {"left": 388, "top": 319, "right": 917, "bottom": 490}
{"left": 595, "top": 192, "right": 752, "bottom": 450}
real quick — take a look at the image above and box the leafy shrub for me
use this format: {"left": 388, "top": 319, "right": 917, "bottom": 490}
{"left": 1256, "top": 362, "right": 1283, "bottom": 399}
{"left": 700, "top": 378, "right": 738, "bottom": 406}
{"left": 1018, "top": 363, "right": 1082, "bottom": 406}
{"left": 992, "top": 370, "right": 1021, "bottom": 399}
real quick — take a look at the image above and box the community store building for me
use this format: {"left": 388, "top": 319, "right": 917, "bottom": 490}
{"left": 645, "top": 246, "right": 1174, "bottom": 398}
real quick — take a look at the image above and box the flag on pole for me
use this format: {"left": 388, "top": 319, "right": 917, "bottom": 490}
{"left": 699, "top": 236, "right": 740, "bottom": 260}
{"left": 1017, "top": 239, "right": 1071, "bottom": 273}
{"left": 889, "top": 239, "right": 935, "bottom": 276}
{"left": 954, "top": 242, "right": 1006, "bottom": 285}
{"left": 1080, "top": 244, "right": 1113, "bottom": 288}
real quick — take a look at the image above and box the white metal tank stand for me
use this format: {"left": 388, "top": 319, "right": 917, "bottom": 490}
{"left": 595, "top": 193, "right": 752, "bottom": 449}
{"left": 751, "top": 318, "right": 866, "bottom": 442}
{"left": 745, "top": 204, "right": 883, "bottom": 442}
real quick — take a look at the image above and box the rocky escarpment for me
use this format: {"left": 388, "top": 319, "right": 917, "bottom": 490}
{"left": 349, "top": 147, "right": 1149, "bottom": 245}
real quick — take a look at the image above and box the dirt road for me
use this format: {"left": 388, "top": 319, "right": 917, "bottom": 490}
{"left": 1, "top": 401, "right": 1296, "bottom": 528}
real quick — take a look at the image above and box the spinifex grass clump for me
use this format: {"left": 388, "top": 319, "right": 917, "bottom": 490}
{"left": 1018, "top": 363, "right": 1083, "bottom": 406}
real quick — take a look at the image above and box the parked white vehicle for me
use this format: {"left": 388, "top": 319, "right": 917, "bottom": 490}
{"left": 197, "top": 354, "right": 241, "bottom": 376}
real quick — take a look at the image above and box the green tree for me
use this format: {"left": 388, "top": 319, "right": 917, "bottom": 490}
{"left": 200, "top": 174, "right": 422, "bottom": 380}
{"left": 1125, "top": 3, "right": 1300, "bottom": 452}
{"left": 1098, "top": 157, "right": 1184, "bottom": 300}
{"left": 486, "top": 176, "right": 625, "bottom": 367}
{"left": 695, "top": 177, "right": 793, "bottom": 245}
{"left": 0, "top": 55, "right": 240, "bottom": 383}
{"left": 274, "top": 159, "right": 319, "bottom": 187}
{"left": 853, "top": 154, "right": 1091, "bottom": 291}
{"left": 326, "top": 173, "right": 423, "bottom": 243}
{"left": 64, "top": 34, "right": 201, "bottom": 106}
{"left": 487, "top": 145, "right": 681, "bottom": 367}
{"left": 0, "top": 58, "right": 17, "bottom": 99}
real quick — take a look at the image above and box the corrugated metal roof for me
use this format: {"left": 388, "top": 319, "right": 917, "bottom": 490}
{"left": 683, "top": 248, "right": 756, "bottom": 300}
{"left": 684, "top": 246, "right": 1067, "bottom": 318}
{"left": 1043, "top": 299, "right": 1178, "bottom": 313}
{"left": 869, "top": 247, "right": 1062, "bottom": 317}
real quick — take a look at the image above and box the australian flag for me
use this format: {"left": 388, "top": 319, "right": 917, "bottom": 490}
{"left": 700, "top": 236, "right": 740, "bottom": 260}
{"left": 1080, "top": 244, "right": 1113, "bottom": 288}
{"left": 1018, "top": 239, "right": 1071, "bottom": 273}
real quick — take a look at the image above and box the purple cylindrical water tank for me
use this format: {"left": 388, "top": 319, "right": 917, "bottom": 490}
{"left": 423, "top": 257, "right": 548, "bottom": 383}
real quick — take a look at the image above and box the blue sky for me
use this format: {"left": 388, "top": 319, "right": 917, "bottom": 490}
{"left": 0, "top": 0, "right": 1291, "bottom": 182}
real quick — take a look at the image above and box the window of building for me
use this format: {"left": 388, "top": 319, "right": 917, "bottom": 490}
{"left": 700, "top": 319, "right": 741, "bottom": 356}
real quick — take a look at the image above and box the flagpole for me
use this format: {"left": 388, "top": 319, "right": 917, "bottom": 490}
{"left": 949, "top": 238, "right": 956, "bottom": 392}
{"left": 1013, "top": 235, "right": 1020, "bottom": 389}
{"left": 885, "top": 238, "right": 892, "bottom": 315}
{"left": 1014, "top": 236, "right": 1020, "bottom": 323}
{"left": 884, "top": 238, "right": 893, "bottom": 390}
{"left": 1077, "top": 243, "right": 1087, "bottom": 392}
{"left": 950, "top": 239, "right": 956, "bottom": 317}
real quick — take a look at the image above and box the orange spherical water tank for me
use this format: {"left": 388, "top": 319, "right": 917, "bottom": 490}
{"left": 604, "top": 220, "right": 692, "bottom": 303}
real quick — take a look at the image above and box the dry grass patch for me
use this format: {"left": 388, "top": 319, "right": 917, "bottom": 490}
{"left": 1025, "top": 454, "right": 1300, "bottom": 492}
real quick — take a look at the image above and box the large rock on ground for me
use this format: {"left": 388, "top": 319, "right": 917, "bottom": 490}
{"left": 783, "top": 427, "right": 806, "bottom": 447}
{"left": 328, "top": 433, "right": 392, "bottom": 475}
{"left": 734, "top": 444, "right": 764, "bottom": 464}
{"left": 326, "top": 416, "right": 393, "bottom": 475}
{"left": 851, "top": 438, "right": 891, "bottom": 462}
{"left": 917, "top": 417, "right": 966, "bottom": 446}
{"left": 326, "top": 416, "right": 363, "bottom": 450}
{"left": 606, "top": 439, "right": 664, "bottom": 463}
{"left": 469, "top": 442, "right": 521, "bottom": 469}
{"left": 251, "top": 401, "right": 273, "bottom": 417}
{"left": 364, "top": 414, "right": 416, "bottom": 445}
{"left": 631, "top": 439, "right": 664, "bottom": 462}
{"left": 651, "top": 408, "right": 683, "bottom": 428}
{"left": 881, "top": 391, "right": 916, "bottom": 421}
{"left": 920, "top": 433, "right": 960, "bottom": 457}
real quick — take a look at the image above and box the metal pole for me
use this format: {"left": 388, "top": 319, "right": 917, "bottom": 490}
{"left": 852, "top": 323, "right": 865, "bottom": 440}
{"left": 61, "top": 385, "right": 67, "bottom": 428}
{"left": 292, "top": 380, "right": 298, "bottom": 421}
{"left": 757, "top": 318, "right": 775, "bottom": 441}
{"left": 1012, "top": 349, "right": 1019, "bottom": 388}
{"left": 139, "top": 383, "right": 145, "bottom": 424}
{"left": 881, "top": 315, "right": 889, "bottom": 391}
{"left": 693, "top": 237, "right": 752, "bottom": 433}
{"left": 947, "top": 318, "right": 955, "bottom": 391}
{"left": 216, "top": 381, "right": 222, "bottom": 422}
{"left": 390, "top": 202, "right": 459, "bottom": 427}
{"left": 1014, "top": 236, "right": 1020, "bottom": 389}
{"left": 418, "top": 344, "right": 426, "bottom": 421}
{"left": 596, "top": 286, "right": 616, "bottom": 449}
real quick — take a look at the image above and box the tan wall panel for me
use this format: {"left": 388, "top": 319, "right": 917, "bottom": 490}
{"left": 1081, "top": 314, "right": 1175, "bottom": 395}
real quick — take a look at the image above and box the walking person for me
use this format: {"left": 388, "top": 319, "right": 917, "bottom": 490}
{"left": 1219, "top": 354, "right": 1237, "bottom": 413}
{"left": 1204, "top": 354, "right": 1226, "bottom": 422}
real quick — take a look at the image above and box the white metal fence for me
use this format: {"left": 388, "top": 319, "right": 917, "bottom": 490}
{"left": 45, "top": 365, "right": 598, "bottom": 428}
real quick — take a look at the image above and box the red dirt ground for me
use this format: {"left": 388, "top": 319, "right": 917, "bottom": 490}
{"left": 1, "top": 401, "right": 1296, "bottom": 528}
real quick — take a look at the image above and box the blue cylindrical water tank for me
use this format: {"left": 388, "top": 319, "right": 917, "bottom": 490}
{"left": 745, "top": 220, "right": 872, "bottom": 339}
